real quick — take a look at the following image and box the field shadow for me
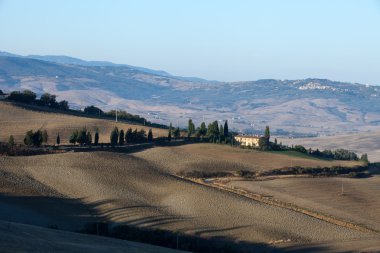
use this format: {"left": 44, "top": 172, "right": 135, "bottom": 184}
{"left": 51, "top": 143, "right": 157, "bottom": 156}
{"left": 0, "top": 193, "right": 101, "bottom": 231}
{"left": 64, "top": 139, "right": 202, "bottom": 155}
{"left": 0, "top": 193, "right": 336, "bottom": 252}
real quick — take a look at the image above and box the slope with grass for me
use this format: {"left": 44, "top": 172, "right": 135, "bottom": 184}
{"left": 0, "top": 102, "right": 167, "bottom": 145}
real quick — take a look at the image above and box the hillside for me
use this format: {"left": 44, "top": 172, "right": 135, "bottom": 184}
{"left": 0, "top": 220, "right": 187, "bottom": 253}
{"left": 134, "top": 143, "right": 363, "bottom": 174}
{"left": 1, "top": 53, "right": 380, "bottom": 136}
{"left": 0, "top": 102, "right": 167, "bottom": 144}
{"left": 0, "top": 104, "right": 379, "bottom": 251}
{"left": 0, "top": 150, "right": 374, "bottom": 251}
{"left": 279, "top": 130, "right": 380, "bottom": 162}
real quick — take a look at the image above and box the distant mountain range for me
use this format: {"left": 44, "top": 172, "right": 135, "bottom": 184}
{"left": 1, "top": 51, "right": 380, "bottom": 136}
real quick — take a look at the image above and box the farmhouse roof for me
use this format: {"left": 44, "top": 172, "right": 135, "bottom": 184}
{"left": 234, "top": 135, "right": 261, "bottom": 139}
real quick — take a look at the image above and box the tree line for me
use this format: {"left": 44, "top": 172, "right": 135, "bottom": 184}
{"left": 4, "top": 126, "right": 154, "bottom": 148}
{"left": 179, "top": 122, "right": 368, "bottom": 163}
{"left": 83, "top": 105, "right": 166, "bottom": 129}
{"left": 289, "top": 144, "right": 368, "bottom": 162}
{"left": 7, "top": 90, "right": 69, "bottom": 110}
{"left": 4, "top": 89, "right": 167, "bottom": 129}
{"left": 67, "top": 127, "right": 153, "bottom": 146}
{"left": 109, "top": 127, "right": 153, "bottom": 146}
{"left": 167, "top": 119, "right": 230, "bottom": 143}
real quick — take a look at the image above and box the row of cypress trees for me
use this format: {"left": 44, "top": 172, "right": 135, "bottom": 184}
{"left": 168, "top": 119, "right": 230, "bottom": 143}
{"left": 110, "top": 127, "right": 153, "bottom": 146}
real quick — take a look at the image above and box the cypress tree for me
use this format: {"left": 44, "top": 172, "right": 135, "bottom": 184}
{"left": 219, "top": 124, "right": 224, "bottom": 143}
{"left": 148, "top": 129, "right": 153, "bottom": 142}
{"left": 8, "top": 135, "right": 15, "bottom": 147}
{"left": 188, "top": 119, "right": 195, "bottom": 138}
{"left": 206, "top": 121, "right": 219, "bottom": 143}
{"left": 173, "top": 127, "right": 180, "bottom": 140}
{"left": 94, "top": 130, "right": 99, "bottom": 146}
{"left": 119, "top": 129, "right": 125, "bottom": 145}
{"left": 69, "top": 130, "right": 78, "bottom": 144}
{"left": 200, "top": 122, "right": 207, "bottom": 138}
{"left": 86, "top": 131, "right": 92, "bottom": 145}
{"left": 224, "top": 120, "right": 229, "bottom": 137}
{"left": 168, "top": 123, "right": 172, "bottom": 141}
{"left": 32, "top": 130, "right": 43, "bottom": 146}
{"left": 110, "top": 127, "right": 119, "bottom": 146}
{"left": 125, "top": 128, "right": 133, "bottom": 143}
{"left": 77, "top": 127, "right": 88, "bottom": 145}
{"left": 264, "top": 126, "right": 270, "bottom": 141}
{"left": 42, "top": 130, "right": 48, "bottom": 144}
{"left": 24, "top": 131, "right": 34, "bottom": 146}
{"left": 56, "top": 133, "right": 60, "bottom": 146}
{"left": 132, "top": 128, "right": 138, "bottom": 142}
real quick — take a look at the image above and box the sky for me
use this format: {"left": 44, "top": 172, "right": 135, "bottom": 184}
{"left": 0, "top": 0, "right": 379, "bottom": 85}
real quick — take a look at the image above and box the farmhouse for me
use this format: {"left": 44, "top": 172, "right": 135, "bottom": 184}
{"left": 234, "top": 135, "right": 261, "bottom": 147}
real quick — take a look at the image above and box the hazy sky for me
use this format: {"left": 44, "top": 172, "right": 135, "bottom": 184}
{"left": 0, "top": 0, "right": 379, "bottom": 84}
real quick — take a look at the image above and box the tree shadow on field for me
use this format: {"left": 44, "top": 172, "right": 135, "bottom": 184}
{"left": 0, "top": 194, "right": 335, "bottom": 252}
{"left": 0, "top": 193, "right": 101, "bottom": 231}
{"left": 66, "top": 139, "right": 201, "bottom": 156}
{"left": 68, "top": 143, "right": 155, "bottom": 155}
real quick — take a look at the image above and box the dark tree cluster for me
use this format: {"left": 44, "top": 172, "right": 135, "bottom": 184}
{"left": 7, "top": 90, "right": 69, "bottom": 110}
{"left": 110, "top": 127, "right": 153, "bottom": 146}
{"left": 24, "top": 129, "right": 48, "bottom": 146}
{"left": 179, "top": 119, "right": 230, "bottom": 144}
{"left": 84, "top": 105, "right": 104, "bottom": 116}
{"left": 278, "top": 143, "right": 362, "bottom": 161}
{"left": 69, "top": 127, "right": 92, "bottom": 145}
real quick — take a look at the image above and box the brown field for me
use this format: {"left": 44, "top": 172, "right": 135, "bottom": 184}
{"left": 278, "top": 130, "right": 380, "bottom": 162}
{"left": 0, "top": 103, "right": 379, "bottom": 251}
{"left": 0, "top": 102, "right": 167, "bottom": 145}
{"left": 0, "top": 148, "right": 378, "bottom": 251}
{"left": 228, "top": 175, "right": 380, "bottom": 232}
{"left": 134, "top": 143, "right": 364, "bottom": 174}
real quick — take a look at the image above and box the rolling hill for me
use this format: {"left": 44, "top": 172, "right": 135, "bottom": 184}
{"left": 1, "top": 52, "right": 380, "bottom": 137}
{"left": 0, "top": 104, "right": 379, "bottom": 252}
{"left": 279, "top": 130, "right": 380, "bottom": 162}
{"left": 0, "top": 102, "right": 167, "bottom": 145}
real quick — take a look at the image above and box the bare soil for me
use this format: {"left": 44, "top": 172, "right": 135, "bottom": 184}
{"left": 0, "top": 220, "right": 187, "bottom": 253}
{"left": 134, "top": 143, "right": 363, "bottom": 174}
{"left": 228, "top": 176, "right": 380, "bottom": 232}
{"left": 0, "top": 150, "right": 376, "bottom": 249}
